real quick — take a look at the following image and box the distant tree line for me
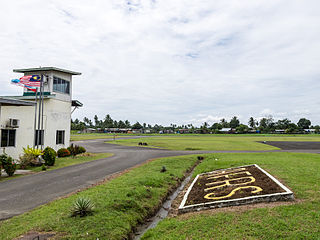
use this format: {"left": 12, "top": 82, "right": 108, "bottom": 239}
{"left": 71, "top": 114, "right": 320, "bottom": 134}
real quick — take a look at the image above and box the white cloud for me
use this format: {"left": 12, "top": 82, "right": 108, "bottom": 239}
{"left": 0, "top": 0, "right": 320, "bottom": 126}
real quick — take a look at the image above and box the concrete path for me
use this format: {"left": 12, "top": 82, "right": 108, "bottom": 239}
{"left": 0, "top": 138, "right": 319, "bottom": 220}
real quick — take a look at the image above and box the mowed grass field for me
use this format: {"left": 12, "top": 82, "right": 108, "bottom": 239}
{"left": 70, "top": 133, "right": 129, "bottom": 141}
{"left": 142, "top": 152, "right": 320, "bottom": 240}
{"left": 112, "top": 134, "right": 320, "bottom": 151}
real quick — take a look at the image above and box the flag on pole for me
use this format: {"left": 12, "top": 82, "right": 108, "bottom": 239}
{"left": 19, "top": 75, "right": 41, "bottom": 87}
{"left": 11, "top": 78, "right": 38, "bottom": 92}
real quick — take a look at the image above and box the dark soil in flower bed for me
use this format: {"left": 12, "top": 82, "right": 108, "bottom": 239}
{"left": 186, "top": 165, "right": 285, "bottom": 206}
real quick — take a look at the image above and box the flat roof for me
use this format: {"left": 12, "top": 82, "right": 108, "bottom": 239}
{"left": 13, "top": 67, "right": 81, "bottom": 75}
{"left": 0, "top": 97, "right": 36, "bottom": 106}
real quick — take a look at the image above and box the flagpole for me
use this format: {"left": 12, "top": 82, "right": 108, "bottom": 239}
{"left": 33, "top": 87, "right": 38, "bottom": 148}
{"left": 37, "top": 76, "right": 43, "bottom": 149}
{"left": 40, "top": 74, "right": 44, "bottom": 150}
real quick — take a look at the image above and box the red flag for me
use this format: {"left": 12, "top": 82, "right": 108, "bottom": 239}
{"left": 19, "top": 75, "right": 41, "bottom": 87}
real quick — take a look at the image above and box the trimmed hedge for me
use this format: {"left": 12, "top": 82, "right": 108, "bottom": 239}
{"left": 43, "top": 147, "right": 57, "bottom": 166}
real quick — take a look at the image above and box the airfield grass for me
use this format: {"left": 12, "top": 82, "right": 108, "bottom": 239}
{"left": 29, "top": 153, "right": 113, "bottom": 172}
{"left": 0, "top": 153, "right": 112, "bottom": 182}
{"left": 142, "top": 152, "right": 320, "bottom": 240}
{"left": 112, "top": 134, "right": 320, "bottom": 151}
{"left": 0, "top": 155, "right": 198, "bottom": 240}
{"left": 70, "top": 133, "right": 128, "bottom": 141}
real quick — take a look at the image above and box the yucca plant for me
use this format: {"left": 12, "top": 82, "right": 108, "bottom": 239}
{"left": 71, "top": 197, "right": 94, "bottom": 217}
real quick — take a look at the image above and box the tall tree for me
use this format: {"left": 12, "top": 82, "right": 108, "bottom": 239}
{"left": 124, "top": 120, "right": 131, "bottom": 128}
{"left": 248, "top": 117, "right": 257, "bottom": 129}
{"left": 276, "top": 118, "right": 291, "bottom": 129}
{"left": 220, "top": 118, "right": 229, "bottom": 128}
{"left": 118, "top": 120, "right": 126, "bottom": 128}
{"left": 229, "top": 116, "right": 240, "bottom": 128}
{"left": 103, "top": 114, "right": 114, "bottom": 128}
{"left": 94, "top": 115, "right": 100, "bottom": 128}
{"left": 297, "top": 118, "right": 311, "bottom": 129}
{"left": 259, "top": 116, "right": 274, "bottom": 132}
{"left": 132, "top": 122, "right": 143, "bottom": 129}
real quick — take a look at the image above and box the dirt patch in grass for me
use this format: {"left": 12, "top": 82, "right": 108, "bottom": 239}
{"left": 14, "top": 231, "right": 57, "bottom": 240}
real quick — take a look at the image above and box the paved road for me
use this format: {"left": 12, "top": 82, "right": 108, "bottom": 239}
{"left": 0, "top": 138, "right": 319, "bottom": 220}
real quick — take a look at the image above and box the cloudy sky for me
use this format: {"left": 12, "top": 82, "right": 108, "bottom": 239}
{"left": 1, "top": 0, "right": 319, "bottom": 126}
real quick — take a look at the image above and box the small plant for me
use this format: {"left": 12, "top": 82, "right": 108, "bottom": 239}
{"left": 160, "top": 166, "right": 167, "bottom": 172}
{"left": 20, "top": 146, "right": 43, "bottom": 167}
{"left": 43, "top": 147, "right": 57, "bottom": 166}
{"left": 23, "top": 146, "right": 43, "bottom": 157}
{"left": 41, "top": 164, "right": 47, "bottom": 171}
{"left": 19, "top": 153, "right": 35, "bottom": 169}
{"left": 57, "top": 148, "right": 71, "bottom": 158}
{"left": 78, "top": 146, "right": 86, "bottom": 154}
{"left": 0, "top": 154, "right": 16, "bottom": 176}
{"left": 71, "top": 197, "right": 94, "bottom": 217}
{"left": 67, "top": 144, "right": 80, "bottom": 157}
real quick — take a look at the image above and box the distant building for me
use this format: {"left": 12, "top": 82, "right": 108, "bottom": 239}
{"left": 177, "top": 129, "right": 190, "bottom": 134}
{"left": 0, "top": 67, "right": 82, "bottom": 159}
{"left": 219, "top": 128, "right": 234, "bottom": 133}
{"left": 304, "top": 129, "right": 316, "bottom": 133}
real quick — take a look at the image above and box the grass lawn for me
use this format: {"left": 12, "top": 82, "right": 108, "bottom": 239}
{"left": 0, "top": 153, "right": 112, "bottom": 182}
{"left": 142, "top": 152, "right": 320, "bottom": 240}
{"left": 111, "top": 134, "right": 320, "bottom": 151}
{"left": 70, "top": 133, "right": 159, "bottom": 141}
{"left": 0, "top": 155, "right": 199, "bottom": 240}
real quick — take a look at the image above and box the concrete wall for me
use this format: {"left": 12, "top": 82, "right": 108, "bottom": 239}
{"left": 41, "top": 98, "right": 71, "bottom": 152}
{"left": 0, "top": 98, "right": 71, "bottom": 160}
{"left": 0, "top": 105, "right": 35, "bottom": 159}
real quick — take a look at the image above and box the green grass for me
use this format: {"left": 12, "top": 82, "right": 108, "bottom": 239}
{"left": 0, "top": 155, "right": 198, "bottom": 240}
{"left": 31, "top": 153, "right": 113, "bottom": 172}
{"left": 142, "top": 152, "right": 320, "bottom": 240}
{"left": 70, "top": 133, "right": 126, "bottom": 141}
{"left": 112, "top": 134, "right": 320, "bottom": 151}
{"left": 0, "top": 153, "right": 112, "bottom": 182}
{"left": 70, "top": 133, "right": 176, "bottom": 141}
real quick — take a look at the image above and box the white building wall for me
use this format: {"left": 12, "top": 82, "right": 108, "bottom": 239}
{"left": 42, "top": 98, "right": 71, "bottom": 152}
{"left": 0, "top": 105, "right": 35, "bottom": 159}
{"left": 0, "top": 98, "right": 71, "bottom": 159}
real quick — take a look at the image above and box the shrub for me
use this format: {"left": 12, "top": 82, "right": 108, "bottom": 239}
{"left": 66, "top": 144, "right": 86, "bottom": 157}
{"left": 23, "top": 146, "right": 43, "bottom": 157}
{"left": 57, "top": 148, "right": 71, "bottom": 158}
{"left": 20, "top": 146, "right": 43, "bottom": 167}
{"left": 71, "top": 197, "right": 94, "bottom": 217}
{"left": 68, "top": 144, "right": 78, "bottom": 157}
{"left": 0, "top": 154, "right": 16, "bottom": 176}
{"left": 43, "top": 147, "right": 57, "bottom": 166}
{"left": 41, "top": 164, "right": 47, "bottom": 171}
{"left": 0, "top": 154, "right": 5, "bottom": 177}
{"left": 78, "top": 146, "right": 86, "bottom": 154}
{"left": 19, "top": 153, "right": 36, "bottom": 169}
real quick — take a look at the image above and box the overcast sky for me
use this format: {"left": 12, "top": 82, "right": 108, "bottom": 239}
{"left": 1, "top": 0, "right": 319, "bottom": 126}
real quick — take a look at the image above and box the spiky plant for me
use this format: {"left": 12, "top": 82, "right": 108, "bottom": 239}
{"left": 71, "top": 197, "right": 94, "bottom": 217}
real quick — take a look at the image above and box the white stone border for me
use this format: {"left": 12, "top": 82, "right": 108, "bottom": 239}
{"left": 179, "top": 164, "right": 294, "bottom": 213}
